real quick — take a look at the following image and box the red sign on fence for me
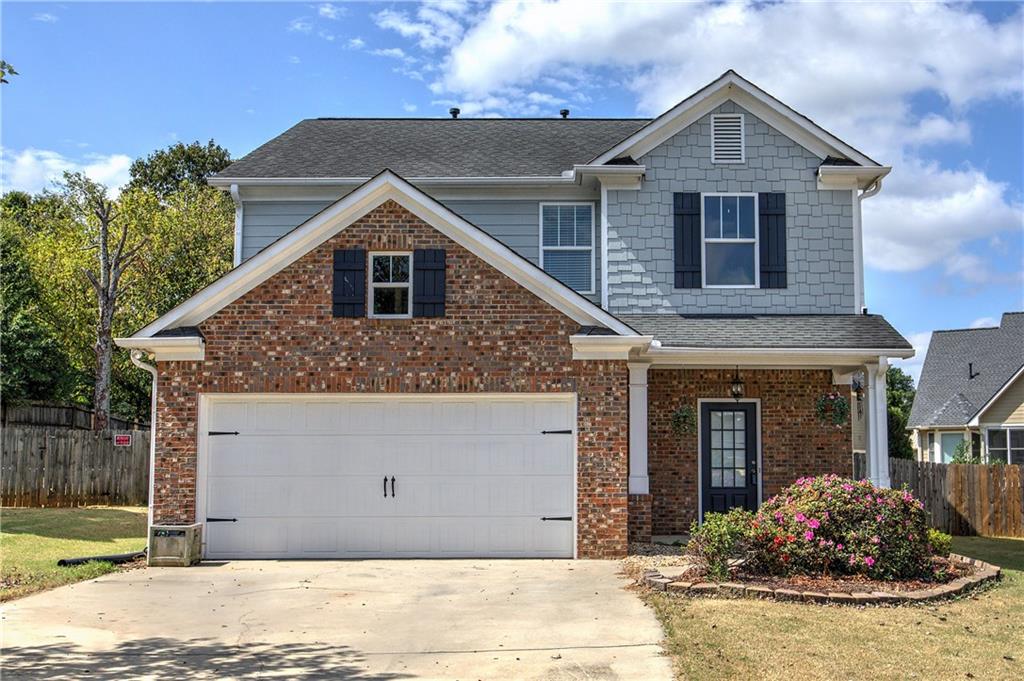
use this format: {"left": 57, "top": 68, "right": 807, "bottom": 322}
{"left": 113, "top": 433, "right": 132, "bottom": 447}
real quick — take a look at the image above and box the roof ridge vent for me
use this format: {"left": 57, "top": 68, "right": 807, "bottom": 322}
{"left": 711, "top": 113, "right": 745, "bottom": 164}
{"left": 449, "top": 107, "right": 460, "bottom": 119}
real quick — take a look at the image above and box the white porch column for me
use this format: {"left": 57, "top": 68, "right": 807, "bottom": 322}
{"left": 628, "top": 362, "right": 650, "bottom": 495}
{"left": 864, "top": 357, "right": 891, "bottom": 488}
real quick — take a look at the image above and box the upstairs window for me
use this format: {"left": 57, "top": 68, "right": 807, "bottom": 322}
{"left": 540, "top": 203, "right": 594, "bottom": 293}
{"left": 703, "top": 194, "right": 758, "bottom": 288}
{"left": 369, "top": 252, "right": 411, "bottom": 318}
{"left": 712, "top": 114, "right": 745, "bottom": 163}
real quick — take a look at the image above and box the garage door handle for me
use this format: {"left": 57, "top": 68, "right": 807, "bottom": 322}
{"left": 206, "top": 517, "right": 237, "bottom": 523}
{"left": 541, "top": 429, "right": 573, "bottom": 435}
{"left": 541, "top": 516, "right": 572, "bottom": 521}
{"left": 383, "top": 475, "right": 388, "bottom": 498}
{"left": 391, "top": 476, "right": 396, "bottom": 498}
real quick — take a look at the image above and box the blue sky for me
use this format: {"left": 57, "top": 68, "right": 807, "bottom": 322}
{"left": 3, "top": 1, "right": 1023, "bottom": 381}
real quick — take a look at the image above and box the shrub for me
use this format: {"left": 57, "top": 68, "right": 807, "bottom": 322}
{"left": 687, "top": 508, "right": 754, "bottom": 580}
{"left": 746, "top": 475, "right": 936, "bottom": 580}
{"left": 927, "top": 528, "right": 952, "bottom": 557}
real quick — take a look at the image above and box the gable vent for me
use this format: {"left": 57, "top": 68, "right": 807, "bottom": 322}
{"left": 712, "top": 114, "right": 745, "bottom": 164}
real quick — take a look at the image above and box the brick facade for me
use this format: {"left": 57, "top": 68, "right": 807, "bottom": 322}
{"left": 152, "top": 200, "right": 630, "bottom": 558}
{"left": 647, "top": 368, "right": 853, "bottom": 534}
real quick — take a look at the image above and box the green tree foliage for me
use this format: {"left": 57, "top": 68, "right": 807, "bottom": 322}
{"left": 0, "top": 60, "right": 17, "bottom": 84}
{"left": 127, "top": 140, "right": 231, "bottom": 198}
{"left": 886, "top": 367, "right": 916, "bottom": 459}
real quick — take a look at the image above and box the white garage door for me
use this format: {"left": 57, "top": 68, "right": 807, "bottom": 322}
{"left": 200, "top": 395, "right": 576, "bottom": 559}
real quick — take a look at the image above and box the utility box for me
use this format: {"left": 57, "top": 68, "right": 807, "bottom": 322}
{"left": 149, "top": 524, "right": 202, "bottom": 567}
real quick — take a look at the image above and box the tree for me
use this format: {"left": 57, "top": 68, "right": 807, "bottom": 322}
{"left": 127, "top": 140, "right": 231, "bottom": 198}
{"left": 0, "top": 60, "right": 17, "bottom": 84}
{"left": 886, "top": 366, "right": 916, "bottom": 459}
{"left": 62, "top": 173, "right": 147, "bottom": 429}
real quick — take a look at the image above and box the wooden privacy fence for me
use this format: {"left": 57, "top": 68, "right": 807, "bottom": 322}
{"left": 1, "top": 426, "right": 150, "bottom": 507}
{"left": 853, "top": 453, "right": 1024, "bottom": 537}
{"left": 2, "top": 402, "right": 148, "bottom": 431}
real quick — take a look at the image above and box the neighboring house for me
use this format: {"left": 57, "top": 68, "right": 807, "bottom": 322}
{"left": 909, "top": 312, "right": 1024, "bottom": 464}
{"left": 117, "top": 71, "right": 912, "bottom": 560}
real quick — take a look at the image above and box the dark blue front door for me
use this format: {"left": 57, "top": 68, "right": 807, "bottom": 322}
{"left": 701, "top": 403, "right": 758, "bottom": 519}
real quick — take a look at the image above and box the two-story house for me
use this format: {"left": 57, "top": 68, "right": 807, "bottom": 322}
{"left": 117, "top": 71, "right": 912, "bottom": 560}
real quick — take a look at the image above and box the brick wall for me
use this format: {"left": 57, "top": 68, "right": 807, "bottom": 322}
{"left": 152, "top": 200, "right": 630, "bottom": 558}
{"left": 627, "top": 494, "right": 653, "bottom": 543}
{"left": 648, "top": 368, "right": 852, "bottom": 534}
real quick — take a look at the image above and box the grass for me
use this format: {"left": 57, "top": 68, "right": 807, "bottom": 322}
{"left": 1, "top": 506, "right": 147, "bottom": 602}
{"left": 646, "top": 536, "right": 1024, "bottom": 681}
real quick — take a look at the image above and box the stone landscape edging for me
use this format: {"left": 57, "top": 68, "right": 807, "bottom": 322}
{"left": 641, "top": 553, "right": 1001, "bottom": 605}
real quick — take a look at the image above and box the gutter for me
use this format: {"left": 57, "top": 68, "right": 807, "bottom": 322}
{"left": 129, "top": 350, "right": 158, "bottom": 547}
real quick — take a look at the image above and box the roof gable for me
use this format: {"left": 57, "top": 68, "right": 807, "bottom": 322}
{"left": 122, "top": 171, "right": 637, "bottom": 345}
{"left": 908, "top": 312, "right": 1024, "bottom": 428}
{"left": 590, "top": 70, "right": 881, "bottom": 168}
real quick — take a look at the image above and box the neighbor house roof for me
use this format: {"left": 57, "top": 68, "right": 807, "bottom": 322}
{"left": 617, "top": 314, "right": 912, "bottom": 351}
{"left": 212, "top": 118, "right": 649, "bottom": 181}
{"left": 908, "top": 312, "right": 1024, "bottom": 429}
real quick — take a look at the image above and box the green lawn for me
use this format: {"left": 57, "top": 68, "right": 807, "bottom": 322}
{"left": 647, "top": 536, "right": 1024, "bottom": 681}
{"left": 1, "top": 506, "right": 147, "bottom": 602}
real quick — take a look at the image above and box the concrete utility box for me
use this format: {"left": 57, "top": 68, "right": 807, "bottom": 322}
{"left": 149, "top": 524, "right": 202, "bottom": 566}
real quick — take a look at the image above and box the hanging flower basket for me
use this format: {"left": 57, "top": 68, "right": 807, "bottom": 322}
{"left": 815, "top": 391, "right": 850, "bottom": 427}
{"left": 670, "top": 404, "right": 697, "bottom": 437}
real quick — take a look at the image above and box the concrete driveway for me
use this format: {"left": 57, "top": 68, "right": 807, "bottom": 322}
{"left": 1, "top": 560, "right": 670, "bottom": 680}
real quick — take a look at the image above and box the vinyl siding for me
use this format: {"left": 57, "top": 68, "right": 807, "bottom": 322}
{"left": 979, "top": 373, "right": 1024, "bottom": 425}
{"left": 241, "top": 197, "right": 601, "bottom": 302}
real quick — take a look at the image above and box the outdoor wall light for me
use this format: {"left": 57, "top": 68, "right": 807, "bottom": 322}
{"left": 729, "top": 367, "right": 745, "bottom": 401}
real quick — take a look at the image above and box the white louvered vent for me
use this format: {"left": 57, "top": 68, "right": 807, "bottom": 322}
{"left": 712, "top": 114, "right": 745, "bottom": 163}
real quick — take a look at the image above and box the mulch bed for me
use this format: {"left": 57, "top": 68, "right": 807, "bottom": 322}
{"left": 733, "top": 557, "right": 975, "bottom": 594}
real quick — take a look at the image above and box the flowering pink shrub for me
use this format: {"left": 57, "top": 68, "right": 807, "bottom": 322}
{"left": 747, "top": 475, "right": 937, "bottom": 580}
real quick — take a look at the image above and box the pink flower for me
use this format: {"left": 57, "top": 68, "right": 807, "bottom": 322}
{"left": 841, "top": 483, "right": 854, "bottom": 492}
{"left": 864, "top": 556, "right": 875, "bottom": 567}
{"left": 836, "top": 543, "right": 844, "bottom": 550}
{"left": 795, "top": 513, "right": 807, "bottom": 523}
{"left": 804, "top": 530, "right": 815, "bottom": 541}
{"left": 871, "top": 535, "right": 880, "bottom": 544}
{"left": 807, "top": 518, "right": 820, "bottom": 529}
{"left": 876, "top": 515, "right": 883, "bottom": 522}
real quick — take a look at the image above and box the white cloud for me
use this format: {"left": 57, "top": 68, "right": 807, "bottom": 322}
{"left": 402, "top": 101, "right": 418, "bottom": 113}
{"left": 287, "top": 17, "right": 313, "bottom": 33}
{"left": 892, "top": 331, "right": 933, "bottom": 385}
{"left": 288, "top": 55, "right": 301, "bottom": 65}
{"left": 372, "top": 48, "right": 416, "bottom": 64}
{"left": 377, "top": 0, "right": 1024, "bottom": 285}
{"left": 317, "top": 3, "right": 344, "bottom": 21}
{"left": 346, "top": 37, "right": 366, "bottom": 50}
{"left": 970, "top": 317, "right": 999, "bottom": 329}
{"left": 33, "top": 12, "right": 58, "bottom": 23}
{"left": 1, "top": 148, "right": 132, "bottom": 195}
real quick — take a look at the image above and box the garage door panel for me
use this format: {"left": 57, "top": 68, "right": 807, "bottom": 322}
{"left": 203, "top": 395, "right": 575, "bottom": 558}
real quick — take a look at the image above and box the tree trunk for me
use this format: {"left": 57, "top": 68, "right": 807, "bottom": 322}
{"left": 92, "top": 297, "right": 114, "bottom": 431}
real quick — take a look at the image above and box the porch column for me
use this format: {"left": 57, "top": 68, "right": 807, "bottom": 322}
{"left": 864, "top": 357, "right": 891, "bottom": 488}
{"left": 627, "top": 362, "right": 650, "bottom": 494}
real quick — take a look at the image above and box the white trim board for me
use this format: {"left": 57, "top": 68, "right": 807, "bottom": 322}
{"left": 590, "top": 70, "right": 882, "bottom": 169}
{"left": 120, "top": 170, "right": 637, "bottom": 344}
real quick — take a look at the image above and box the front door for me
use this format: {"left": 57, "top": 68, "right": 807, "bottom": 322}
{"left": 701, "top": 402, "right": 758, "bottom": 519}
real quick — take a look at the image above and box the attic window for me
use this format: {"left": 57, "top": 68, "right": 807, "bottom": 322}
{"left": 712, "top": 114, "right": 745, "bottom": 164}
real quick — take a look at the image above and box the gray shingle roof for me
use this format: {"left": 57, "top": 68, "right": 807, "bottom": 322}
{"left": 908, "top": 312, "right": 1024, "bottom": 428}
{"left": 617, "top": 314, "right": 911, "bottom": 350}
{"left": 216, "top": 118, "right": 650, "bottom": 179}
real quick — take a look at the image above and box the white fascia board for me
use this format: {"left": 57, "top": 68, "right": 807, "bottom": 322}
{"left": 643, "top": 345, "right": 913, "bottom": 367}
{"left": 570, "top": 335, "right": 654, "bottom": 360}
{"left": 115, "top": 336, "right": 205, "bottom": 361}
{"left": 818, "top": 165, "right": 892, "bottom": 190}
{"left": 967, "top": 363, "right": 1024, "bottom": 426}
{"left": 590, "top": 72, "right": 882, "bottom": 168}
{"left": 209, "top": 175, "right": 575, "bottom": 188}
{"left": 133, "top": 171, "right": 637, "bottom": 339}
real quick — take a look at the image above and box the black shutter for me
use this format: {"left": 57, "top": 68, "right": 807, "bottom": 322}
{"left": 332, "top": 249, "right": 366, "bottom": 317}
{"left": 674, "top": 192, "right": 702, "bottom": 288}
{"left": 758, "top": 193, "right": 787, "bottom": 289}
{"left": 413, "top": 249, "right": 446, "bottom": 317}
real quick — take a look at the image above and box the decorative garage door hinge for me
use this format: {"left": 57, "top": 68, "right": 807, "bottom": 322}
{"left": 208, "top": 431, "right": 240, "bottom": 436}
{"left": 540, "top": 429, "right": 573, "bottom": 435}
{"left": 540, "top": 516, "right": 573, "bottom": 521}
{"left": 206, "top": 517, "right": 238, "bottom": 523}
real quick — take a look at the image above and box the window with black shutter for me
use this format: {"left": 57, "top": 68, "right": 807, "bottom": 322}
{"left": 413, "top": 249, "right": 446, "bottom": 317}
{"left": 758, "top": 192, "right": 787, "bottom": 289}
{"left": 332, "top": 249, "right": 366, "bottom": 317}
{"left": 673, "top": 192, "right": 702, "bottom": 289}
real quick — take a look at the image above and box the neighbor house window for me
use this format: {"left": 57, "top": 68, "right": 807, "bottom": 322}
{"left": 369, "top": 252, "right": 411, "bottom": 318}
{"left": 939, "top": 432, "right": 965, "bottom": 463}
{"left": 703, "top": 194, "right": 758, "bottom": 287}
{"left": 988, "top": 428, "right": 1024, "bottom": 464}
{"left": 540, "top": 203, "right": 594, "bottom": 293}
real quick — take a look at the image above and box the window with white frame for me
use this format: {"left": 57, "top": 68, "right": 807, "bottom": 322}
{"left": 540, "top": 203, "right": 594, "bottom": 293}
{"left": 703, "top": 194, "right": 758, "bottom": 287}
{"left": 987, "top": 427, "right": 1024, "bottom": 464}
{"left": 369, "top": 252, "right": 411, "bottom": 318}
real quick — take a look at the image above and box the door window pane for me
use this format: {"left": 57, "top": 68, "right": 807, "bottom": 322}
{"left": 708, "top": 409, "right": 750, "bottom": 489}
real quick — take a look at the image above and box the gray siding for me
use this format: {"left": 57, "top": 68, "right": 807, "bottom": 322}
{"left": 242, "top": 197, "right": 601, "bottom": 302}
{"left": 606, "top": 100, "right": 855, "bottom": 314}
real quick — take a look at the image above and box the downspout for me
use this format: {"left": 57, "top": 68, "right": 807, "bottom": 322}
{"left": 130, "top": 349, "right": 158, "bottom": 544}
{"left": 853, "top": 178, "right": 883, "bottom": 314}
{"left": 600, "top": 182, "right": 609, "bottom": 309}
{"left": 230, "top": 183, "right": 243, "bottom": 267}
